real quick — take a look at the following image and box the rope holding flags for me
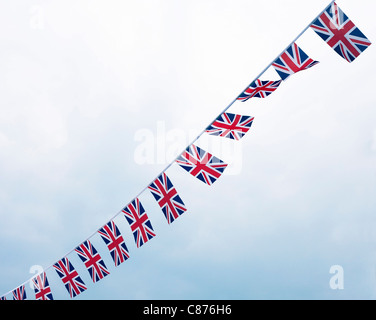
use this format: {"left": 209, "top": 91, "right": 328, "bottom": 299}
{"left": 0, "top": 0, "right": 371, "bottom": 300}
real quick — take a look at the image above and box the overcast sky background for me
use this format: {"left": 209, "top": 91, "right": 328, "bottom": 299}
{"left": 0, "top": 0, "right": 375, "bottom": 300}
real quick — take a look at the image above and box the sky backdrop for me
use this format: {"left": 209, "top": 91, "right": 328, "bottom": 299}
{"left": 0, "top": 0, "right": 376, "bottom": 300}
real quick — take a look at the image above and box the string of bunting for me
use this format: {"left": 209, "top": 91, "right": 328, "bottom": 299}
{"left": 1, "top": 0, "right": 371, "bottom": 300}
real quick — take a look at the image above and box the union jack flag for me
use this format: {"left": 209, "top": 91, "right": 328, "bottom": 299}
{"left": 272, "top": 42, "right": 319, "bottom": 81}
{"left": 53, "top": 257, "right": 87, "bottom": 298}
{"left": 75, "top": 240, "right": 110, "bottom": 283}
{"left": 98, "top": 220, "right": 130, "bottom": 267}
{"left": 12, "top": 285, "right": 26, "bottom": 300}
{"left": 122, "top": 198, "right": 156, "bottom": 248}
{"left": 206, "top": 112, "right": 254, "bottom": 141}
{"left": 148, "top": 173, "right": 187, "bottom": 224}
{"left": 237, "top": 79, "right": 282, "bottom": 102}
{"left": 176, "top": 144, "right": 228, "bottom": 186}
{"left": 0, "top": 295, "right": 6, "bottom": 300}
{"left": 32, "top": 272, "right": 54, "bottom": 300}
{"left": 310, "top": 2, "right": 371, "bottom": 63}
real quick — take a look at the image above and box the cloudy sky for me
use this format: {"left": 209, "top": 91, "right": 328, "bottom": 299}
{"left": 0, "top": 0, "right": 375, "bottom": 300}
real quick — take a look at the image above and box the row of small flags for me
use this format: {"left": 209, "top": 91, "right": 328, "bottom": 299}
{"left": 1, "top": 1, "right": 371, "bottom": 300}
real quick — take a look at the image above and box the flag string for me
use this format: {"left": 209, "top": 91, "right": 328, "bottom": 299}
{"left": 2, "top": 0, "right": 364, "bottom": 299}
{"left": 42, "top": 0, "right": 336, "bottom": 276}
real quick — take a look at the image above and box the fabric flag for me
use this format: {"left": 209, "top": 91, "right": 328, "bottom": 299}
{"left": 32, "top": 272, "right": 53, "bottom": 300}
{"left": 272, "top": 42, "right": 319, "bottom": 80}
{"left": 148, "top": 173, "right": 187, "bottom": 224}
{"left": 237, "top": 79, "right": 282, "bottom": 102}
{"left": 53, "top": 257, "right": 87, "bottom": 298}
{"left": 0, "top": 296, "right": 6, "bottom": 300}
{"left": 176, "top": 144, "right": 228, "bottom": 186}
{"left": 98, "top": 221, "right": 130, "bottom": 267}
{"left": 75, "top": 240, "right": 110, "bottom": 283}
{"left": 12, "top": 285, "right": 26, "bottom": 300}
{"left": 122, "top": 198, "right": 156, "bottom": 248}
{"left": 310, "top": 2, "right": 371, "bottom": 62}
{"left": 206, "top": 112, "right": 254, "bottom": 141}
